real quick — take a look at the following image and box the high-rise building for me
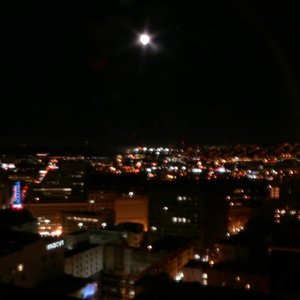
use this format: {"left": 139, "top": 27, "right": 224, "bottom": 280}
{"left": 148, "top": 180, "right": 227, "bottom": 252}
{"left": 31, "top": 161, "right": 90, "bottom": 202}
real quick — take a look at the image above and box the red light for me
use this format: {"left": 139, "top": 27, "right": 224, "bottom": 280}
{"left": 11, "top": 204, "right": 24, "bottom": 210}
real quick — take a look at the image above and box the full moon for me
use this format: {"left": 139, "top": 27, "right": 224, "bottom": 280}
{"left": 139, "top": 34, "right": 150, "bottom": 45}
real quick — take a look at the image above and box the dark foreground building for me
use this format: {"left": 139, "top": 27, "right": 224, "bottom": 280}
{"left": 148, "top": 180, "right": 227, "bottom": 253}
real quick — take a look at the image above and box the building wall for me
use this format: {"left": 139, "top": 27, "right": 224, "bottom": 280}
{"left": 115, "top": 196, "right": 148, "bottom": 231}
{"left": 103, "top": 245, "right": 132, "bottom": 274}
{"left": 25, "top": 202, "right": 88, "bottom": 235}
{"left": 65, "top": 245, "right": 103, "bottom": 278}
{"left": 88, "top": 191, "right": 148, "bottom": 231}
{"left": 146, "top": 244, "right": 195, "bottom": 279}
{"left": 208, "top": 269, "right": 269, "bottom": 294}
{"left": 0, "top": 239, "right": 64, "bottom": 288}
{"left": 126, "top": 232, "right": 144, "bottom": 248}
{"left": 61, "top": 210, "right": 115, "bottom": 234}
{"left": 148, "top": 185, "right": 227, "bottom": 252}
{"left": 26, "top": 193, "right": 148, "bottom": 236}
{"left": 100, "top": 241, "right": 194, "bottom": 299}
{"left": 64, "top": 231, "right": 91, "bottom": 250}
{"left": 26, "top": 202, "right": 88, "bottom": 224}
{"left": 87, "top": 191, "right": 116, "bottom": 211}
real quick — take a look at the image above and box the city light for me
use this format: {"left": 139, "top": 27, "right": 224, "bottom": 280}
{"left": 174, "top": 272, "right": 184, "bottom": 282}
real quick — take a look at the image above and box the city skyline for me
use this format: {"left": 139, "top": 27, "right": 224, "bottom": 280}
{"left": 0, "top": 1, "right": 300, "bottom": 147}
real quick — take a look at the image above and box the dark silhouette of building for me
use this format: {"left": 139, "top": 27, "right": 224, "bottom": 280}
{"left": 148, "top": 180, "right": 227, "bottom": 252}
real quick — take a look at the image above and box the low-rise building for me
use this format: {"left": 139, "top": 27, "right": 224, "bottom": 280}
{"left": 100, "top": 236, "right": 194, "bottom": 299}
{"left": 65, "top": 243, "right": 103, "bottom": 278}
{"left": 0, "top": 230, "right": 64, "bottom": 288}
{"left": 61, "top": 210, "right": 115, "bottom": 234}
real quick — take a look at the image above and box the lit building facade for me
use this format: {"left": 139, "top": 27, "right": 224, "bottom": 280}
{"left": 25, "top": 202, "right": 88, "bottom": 236}
{"left": 26, "top": 192, "right": 148, "bottom": 236}
{"left": 65, "top": 243, "right": 104, "bottom": 278}
{"left": 115, "top": 195, "right": 148, "bottom": 231}
{"left": 88, "top": 191, "right": 148, "bottom": 231}
{"left": 61, "top": 210, "right": 115, "bottom": 234}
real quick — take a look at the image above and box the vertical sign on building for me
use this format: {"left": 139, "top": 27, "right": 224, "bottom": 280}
{"left": 11, "top": 181, "right": 23, "bottom": 210}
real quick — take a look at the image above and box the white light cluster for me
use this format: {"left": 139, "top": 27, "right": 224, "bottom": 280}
{"left": 172, "top": 217, "right": 188, "bottom": 223}
{"left": 174, "top": 272, "right": 184, "bottom": 282}
{"left": 177, "top": 195, "right": 189, "bottom": 201}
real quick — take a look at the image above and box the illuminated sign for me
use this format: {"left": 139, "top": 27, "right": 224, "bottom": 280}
{"left": 46, "top": 240, "right": 64, "bottom": 251}
{"left": 82, "top": 283, "right": 97, "bottom": 299}
{"left": 11, "top": 181, "right": 23, "bottom": 210}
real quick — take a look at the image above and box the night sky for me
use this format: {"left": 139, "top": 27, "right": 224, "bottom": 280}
{"left": 1, "top": 1, "right": 300, "bottom": 148}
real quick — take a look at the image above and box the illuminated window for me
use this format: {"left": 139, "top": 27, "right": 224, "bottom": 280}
{"left": 203, "top": 279, "right": 208, "bottom": 285}
{"left": 194, "top": 254, "right": 200, "bottom": 260}
{"left": 175, "top": 272, "right": 184, "bottom": 281}
{"left": 172, "top": 217, "right": 177, "bottom": 223}
{"left": 202, "top": 273, "right": 208, "bottom": 279}
{"left": 177, "top": 196, "right": 182, "bottom": 201}
{"left": 17, "top": 264, "right": 24, "bottom": 272}
{"left": 150, "top": 226, "right": 157, "bottom": 232}
{"left": 245, "top": 283, "right": 251, "bottom": 290}
{"left": 128, "top": 191, "right": 134, "bottom": 197}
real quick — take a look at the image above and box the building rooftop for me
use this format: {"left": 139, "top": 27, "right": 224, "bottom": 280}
{"left": 0, "top": 208, "right": 36, "bottom": 227}
{"left": 67, "top": 229, "right": 90, "bottom": 236}
{"left": 62, "top": 209, "right": 112, "bottom": 216}
{"left": 0, "top": 229, "right": 40, "bottom": 256}
{"left": 116, "top": 222, "right": 144, "bottom": 233}
{"left": 65, "top": 242, "right": 100, "bottom": 257}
